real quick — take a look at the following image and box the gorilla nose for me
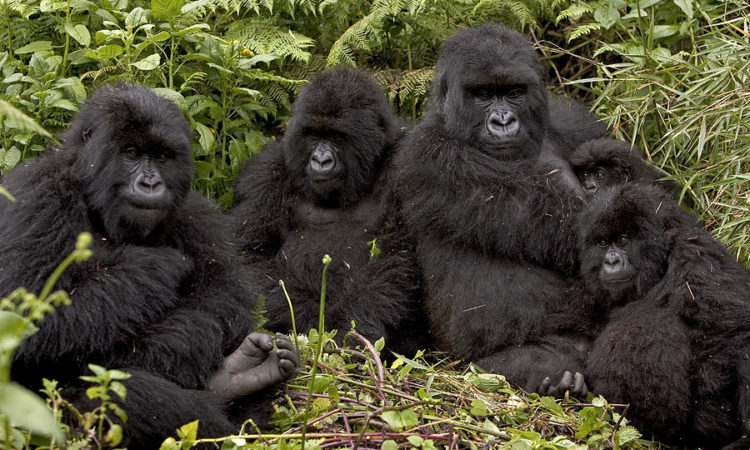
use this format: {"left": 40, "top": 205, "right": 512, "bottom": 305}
{"left": 602, "top": 251, "right": 623, "bottom": 273}
{"left": 583, "top": 180, "right": 598, "bottom": 192}
{"left": 310, "top": 149, "right": 336, "bottom": 174}
{"left": 487, "top": 110, "right": 519, "bottom": 138}
{"left": 136, "top": 177, "right": 166, "bottom": 198}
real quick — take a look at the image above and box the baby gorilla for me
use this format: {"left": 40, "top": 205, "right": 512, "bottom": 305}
{"left": 1, "top": 85, "right": 297, "bottom": 448}
{"left": 570, "top": 184, "right": 750, "bottom": 447}
{"left": 570, "top": 138, "right": 673, "bottom": 195}
{"left": 233, "top": 68, "right": 425, "bottom": 355}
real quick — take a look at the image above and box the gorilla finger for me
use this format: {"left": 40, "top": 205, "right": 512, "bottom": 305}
{"left": 274, "top": 333, "right": 296, "bottom": 350}
{"left": 243, "top": 332, "right": 274, "bottom": 354}
{"left": 275, "top": 348, "right": 300, "bottom": 367}
{"left": 539, "top": 376, "right": 551, "bottom": 395}
{"left": 573, "top": 372, "right": 587, "bottom": 396}
{"left": 560, "top": 371, "right": 574, "bottom": 390}
{"left": 278, "top": 359, "right": 298, "bottom": 377}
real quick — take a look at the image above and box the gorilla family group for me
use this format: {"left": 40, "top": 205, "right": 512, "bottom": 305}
{"left": 1, "top": 23, "right": 749, "bottom": 449}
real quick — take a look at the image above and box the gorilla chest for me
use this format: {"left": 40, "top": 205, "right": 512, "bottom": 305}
{"left": 280, "top": 200, "right": 384, "bottom": 271}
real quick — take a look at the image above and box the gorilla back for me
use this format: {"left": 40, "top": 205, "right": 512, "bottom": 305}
{"left": 1, "top": 85, "right": 295, "bottom": 448}
{"left": 395, "top": 24, "right": 589, "bottom": 394}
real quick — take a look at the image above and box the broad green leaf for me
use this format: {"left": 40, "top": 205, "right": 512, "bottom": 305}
{"left": 65, "top": 23, "right": 91, "bottom": 47}
{"left": 39, "top": 0, "right": 66, "bottom": 11}
{"left": 152, "top": 88, "right": 185, "bottom": 108}
{"left": 152, "top": 0, "right": 184, "bottom": 21}
{"left": 539, "top": 396, "right": 564, "bottom": 415}
{"left": 86, "top": 44, "right": 123, "bottom": 60}
{"left": 0, "top": 382, "right": 65, "bottom": 441}
{"left": 50, "top": 98, "right": 77, "bottom": 111}
{"left": 110, "top": 381, "right": 127, "bottom": 399}
{"left": 673, "top": 0, "right": 693, "bottom": 18}
{"left": 2, "top": 147, "right": 21, "bottom": 170}
{"left": 176, "top": 23, "right": 209, "bottom": 37}
{"left": 104, "top": 424, "right": 123, "bottom": 446}
{"left": 0, "top": 311, "right": 27, "bottom": 352}
{"left": 615, "top": 426, "right": 642, "bottom": 445}
{"left": 407, "top": 436, "right": 423, "bottom": 447}
{"left": 177, "top": 419, "right": 198, "bottom": 442}
{"left": 124, "top": 7, "right": 146, "bottom": 28}
{"left": 158, "top": 437, "right": 181, "bottom": 450}
{"left": 0, "top": 100, "right": 52, "bottom": 137}
{"left": 194, "top": 122, "right": 215, "bottom": 155}
{"left": 381, "top": 440, "right": 398, "bottom": 450}
{"left": 193, "top": 160, "right": 213, "bottom": 179}
{"left": 237, "top": 54, "right": 276, "bottom": 69}
{"left": 470, "top": 398, "right": 488, "bottom": 416}
{"left": 652, "top": 25, "right": 678, "bottom": 39}
{"left": 464, "top": 372, "right": 506, "bottom": 393}
{"left": 15, "top": 41, "right": 53, "bottom": 54}
{"left": 130, "top": 53, "right": 160, "bottom": 70}
{"left": 593, "top": 3, "right": 619, "bottom": 29}
{"left": 381, "top": 409, "right": 418, "bottom": 431}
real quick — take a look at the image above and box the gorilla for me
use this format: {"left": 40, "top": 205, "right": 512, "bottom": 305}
{"left": 394, "top": 24, "right": 593, "bottom": 395}
{"left": 232, "top": 68, "right": 426, "bottom": 355}
{"left": 571, "top": 184, "right": 750, "bottom": 447}
{"left": 0, "top": 85, "right": 298, "bottom": 448}
{"left": 570, "top": 138, "right": 675, "bottom": 195}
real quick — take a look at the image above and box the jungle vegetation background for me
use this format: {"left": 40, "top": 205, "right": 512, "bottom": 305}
{"left": 0, "top": 0, "right": 749, "bottom": 448}
{"left": 0, "top": 0, "right": 747, "bottom": 265}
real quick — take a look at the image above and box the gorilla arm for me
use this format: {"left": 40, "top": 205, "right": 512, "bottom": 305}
{"left": 233, "top": 142, "right": 290, "bottom": 261}
{"left": 118, "top": 193, "right": 297, "bottom": 390}
{"left": 2, "top": 154, "right": 193, "bottom": 370}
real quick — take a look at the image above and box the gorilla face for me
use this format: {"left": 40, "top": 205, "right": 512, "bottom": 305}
{"left": 578, "top": 186, "right": 674, "bottom": 304}
{"left": 578, "top": 165, "right": 625, "bottom": 194}
{"left": 67, "top": 85, "right": 193, "bottom": 242}
{"left": 283, "top": 68, "right": 400, "bottom": 207}
{"left": 431, "top": 25, "right": 549, "bottom": 161}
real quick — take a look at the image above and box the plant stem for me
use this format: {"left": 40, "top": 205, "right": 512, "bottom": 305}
{"left": 168, "top": 22, "right": 175, "bottom": 89}
{"left": 301, "top": 254, "right": 332, "bottom": 446}
{"left": 279, "top": 279, "right": 299, "bottom": 350}
{"left": 60, "top": 0, "right": 71, "bottom": 77}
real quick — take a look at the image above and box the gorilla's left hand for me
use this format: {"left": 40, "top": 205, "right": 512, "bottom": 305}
{"left": 208, "top": 332, "right": 299, "bottom": 402}
{"left": 539, "top": 370, "right": 588, "bottom": 399}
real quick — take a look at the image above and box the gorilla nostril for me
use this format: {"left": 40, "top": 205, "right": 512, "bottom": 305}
{"left": 499, "top": 111, "right": 516, "bottom": 126}
{"left": 310, "top": 152, "right": 336, "bottom": 173}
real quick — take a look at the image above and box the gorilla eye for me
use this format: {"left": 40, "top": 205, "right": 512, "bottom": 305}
{"left": 598, "top": 240, "right": 608, "bottom": 248}
{"left": 124, "top": 147, "right": 139, "bottom": 159}
{"left": 507, "top": 87, "right": 525, "bottom": 98}
{"left": 617, "top": 235, "right": 629, "bottom": 247}
{"left": 473, "top": 88, "right": 493, "bottom": 101}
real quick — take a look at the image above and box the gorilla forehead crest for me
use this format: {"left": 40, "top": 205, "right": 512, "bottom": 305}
{"left": 66, "top": 84, "right": 191, "bottom": 153}
{"left": 436, "top": 25, "right": 542, "bottom": 87}
{"left": 291, "top": 68, "right": 391, "bottom": 129}
{"left": 582, "top": 184, "right": 673, "bottom": 240}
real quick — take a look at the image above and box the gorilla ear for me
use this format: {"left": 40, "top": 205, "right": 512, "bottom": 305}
{"left": 81, "top": 126, "right": 92, "bottom": 143}
{"left": 623, "top": 168, "right": 631, "bottom": 182}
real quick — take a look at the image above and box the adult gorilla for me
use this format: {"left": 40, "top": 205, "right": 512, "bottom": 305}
{"left": 1, "top": 85, "right": 297, "bottom": 448}
{"left": 572, "top": 184, "right": 750, "bottom": 447}
{"left": 233, "top": 68, "right": 425, "bottom": 355}
{"left": 394, "top": 24, "right": 590, "bottom": 395}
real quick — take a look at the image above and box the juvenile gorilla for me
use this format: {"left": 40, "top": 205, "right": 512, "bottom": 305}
{"left": 1, "top": 85, "right": 298, "bottom": 448}
{"left": 570, "top": 138, "right": 674, "bottom": 195}
{"left": 233, "top": 68, "right": 425, "bottom": 354}
{"left": 573, "top": 184, "right": 750, "bottom": 447}
{"left": 394, "top": 24, "right": 591, "bottom": 394}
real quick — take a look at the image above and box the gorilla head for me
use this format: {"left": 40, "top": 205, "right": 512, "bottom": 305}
{"left": 571, "top": 138, "right": 657, "bottom": 195}
{"left": 65, "top": 85, "right": 193, "bottom": 243}
{"left": 282, "top": 68, "right": 401, "bottom": 207}
{"left": 430, "top": 24, "right": 548, "bottom": 160}
{"left": 577, "top": 184, "right": 688, "bottom": 304}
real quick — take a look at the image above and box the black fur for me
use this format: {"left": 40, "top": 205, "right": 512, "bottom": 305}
{"left": 1, "top": 85, "right": 280, "bottom": 448}
{"left": 570, "top": 138, "right": 676, "bottom": 196}
{"left": 573, "top": 184, "right": 750, "bottom": 447}
{"left": 233, "top": 68, "right": 426, "bottom": 355}
{"left": 394, "top": 24, "right": 593, "bottom": 391}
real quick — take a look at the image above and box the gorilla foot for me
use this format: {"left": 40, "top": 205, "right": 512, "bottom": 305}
{"left": 208, "top": 332, "right": 299, "bottom": 402}
{"left": 539, "top": 371, "right": 587, "bottom": 399}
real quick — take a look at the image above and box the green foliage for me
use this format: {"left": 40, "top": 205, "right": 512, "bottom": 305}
{"left": 556, "top": 0, "right": 750, "bottom": 264}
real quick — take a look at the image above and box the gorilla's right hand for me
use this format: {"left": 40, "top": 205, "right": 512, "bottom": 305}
{"left": 208, "top": 332, "right": 299, "bottom": 402}
{"left": 539, "top": 370, "right": 588, "bottom": 399}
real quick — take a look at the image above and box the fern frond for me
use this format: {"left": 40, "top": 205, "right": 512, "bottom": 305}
{"left": 569, "top": 22, "right": 602, "bottom": 42}
{"left": 556, "top": 3, "right": 595, "bottom": 23}
{"left": 226, "top": 18, "right": 314, "bottom": 63}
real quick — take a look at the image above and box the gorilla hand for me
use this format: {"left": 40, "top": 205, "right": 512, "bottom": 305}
{"left": 539, "top": 370, "right": 588, "bottom": 399}
{"left": 208, "top": 332, "right": 299, "bottom": 402}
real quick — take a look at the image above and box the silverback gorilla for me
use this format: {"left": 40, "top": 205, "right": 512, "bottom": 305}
{"left": 0, "top": 85, "right": 298, "bottom": 448}
{"left": 394, "top": 24, "right": 592, "bottom": 395}
{"left": 233, "top": 68, "right": 425, "bottom": 355}
{"left": 573, "top": 184, "right": 750, "bottom": 447}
